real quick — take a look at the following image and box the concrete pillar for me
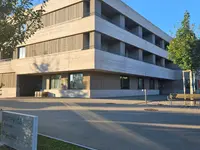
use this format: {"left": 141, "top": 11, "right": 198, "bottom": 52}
{"left": 119, "top": 15, "right": 125, "bottom": 29}
{"left": 152, "top": 55, "right": 156, "bottom": 64}
{"left": 119, "top": 42, "right": 125, "bottom": 56}
{"left": 138, "top": 49, "right": 143, "bottom": 61}
{"left": 152, "top": 34, "right": 156, "bottom": 44}
{"left": 144, "top": 78, "right": 150, "bottom": 89}
{"left": 132, "top": 49, "right": 143, "bottom": 61}
{"left": 42, "top": 76, "right": 50, "bottom": 90}
{"left": 16, "top": 75, "right": 20, "bottom": 97}
{"left": 90, "top": 0, "right": 101, "bottom": 15}
{"left": 138, "top": 26, "right": 143, "bottom": 38}
{"left": 90, "top": 32, "right": 101, "bottom": 49}
{"left": 130, "top": 76, "right": 138, "bottom": 89}
{"left": 161, "top": 58, "right": 166, "bottom": 67}
{"left": 132, "top": 26, "right": 143, "bottom": 38}
{"left": 155, "top": 79, "right": 159, "bottom": 90}
{"left": 146, "top": 54, "right": 156, "bottom": 64}
{"left": 112, "top": 14, "right": 125, "bottom": 29}
{"left": 161, "top": 40, "right": 165, "bottom": 49}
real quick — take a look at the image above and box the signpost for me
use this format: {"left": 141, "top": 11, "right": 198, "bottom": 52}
{"left": 1, "top": 111, "right": 38, "bottom": 150}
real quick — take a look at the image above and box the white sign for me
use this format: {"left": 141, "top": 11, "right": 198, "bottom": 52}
{"left": 1, "top": 111, "right": 38, "bottom": 150}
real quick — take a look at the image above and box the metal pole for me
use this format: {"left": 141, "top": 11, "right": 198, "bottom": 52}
{"left": 145, "top": 89, "right": 147, "bottom": 105}
{"left": 190, "top": 71, "right": 194, "bottom": 106}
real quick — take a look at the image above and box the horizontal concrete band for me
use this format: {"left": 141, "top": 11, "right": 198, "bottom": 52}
{"left": 0, "top": 49, "right": 180, "bottom": 80}
{"left": 44, "top": 89, "right": 159, "bottom": 98}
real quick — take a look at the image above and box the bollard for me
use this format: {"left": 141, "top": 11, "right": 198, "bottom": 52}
{"left": 142, "top": 89, "right": 147, "bottom": 105}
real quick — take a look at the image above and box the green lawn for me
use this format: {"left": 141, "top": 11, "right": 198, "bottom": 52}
{"left": 0, "top": 124, "right": 86, "bottom": 150}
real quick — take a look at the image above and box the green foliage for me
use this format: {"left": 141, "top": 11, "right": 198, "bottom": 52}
{"left": 0, "top": 0, "right": 48, "bottom": 58}
{"left": 168, "top": 11, "right": 200, "bottom": 72}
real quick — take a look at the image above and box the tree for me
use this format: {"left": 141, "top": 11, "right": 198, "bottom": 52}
{"left": 168, "top": 11, "right": 200, "bottom": 72}
{"left": 0, "top": 0, "right": 48, "bottom": 58}
{"left": 168, "top": 11, "right": 200, "bottom": 104}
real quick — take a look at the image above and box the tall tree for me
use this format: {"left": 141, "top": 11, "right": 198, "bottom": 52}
{"left": 168, "top": 11, "right": 200, "bottom": 102}
{"left": 168, "top": 11, "right": 200, "bottom": 72}
{"left": 0, "top": 0, "right": 48, "bottom": 58}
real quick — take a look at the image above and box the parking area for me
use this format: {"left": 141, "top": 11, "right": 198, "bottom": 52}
{"left": 0, "top": 96, "right": 200, "bottom": 150}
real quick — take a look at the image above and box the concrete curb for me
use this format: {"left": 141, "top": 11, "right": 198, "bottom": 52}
{"left": 39, "top": 133, "right": 98, "bottom": 150}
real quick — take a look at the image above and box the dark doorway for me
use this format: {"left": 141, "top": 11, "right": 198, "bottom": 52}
{"left": 18, "top": 75, "right": 42, "bottom": 96}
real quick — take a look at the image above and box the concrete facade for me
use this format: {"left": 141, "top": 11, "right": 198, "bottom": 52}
{"left": 0, "top": 0, "right": 184, "bottom": 98}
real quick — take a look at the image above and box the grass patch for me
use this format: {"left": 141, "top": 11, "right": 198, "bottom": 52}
{"left": 0, "top": 124, "right": 86, "bottom": 150}
{"left": 37, "top": 135, "right": 86, "bottom": 150}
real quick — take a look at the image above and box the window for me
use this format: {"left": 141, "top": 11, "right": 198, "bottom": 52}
{"left": 50, "top": 75, "right": 61, "bottom": 89}
{"left": 69, "top": 73, "right": 84, "bottom": 89}
{"left": 18, "top": 47, "right": 26, "bottom": 59}
{"left": 150, "top": 79, "right": 155, "bottom": 89}
{"left": 60, "top": 75, "right": 68, "bottom": 90}
{"left": 138, "top": 78, "right": 144, "bottom": 89}
{"left": 120, "top": 76, "right": 130, "bottom": 89}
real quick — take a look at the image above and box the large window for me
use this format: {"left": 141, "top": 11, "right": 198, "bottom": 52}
{"left": 120, "top": 76, "right": 130, "bottom": 89}
{"left": 138, "top": 78, "right": 144, "bottom": 89}
{"left": 149, "top": 79, "right": 155, "bottom": 89}
{"left": 18, "top": 47, "right": 26, "bottom": 59}
{"left": 50, "top": 75, "right": 61, "bottom": 89}
{"left": 69, "top": 73, "right": 84, "bottom": 89}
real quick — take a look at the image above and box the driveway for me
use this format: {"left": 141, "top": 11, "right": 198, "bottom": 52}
{"left": 0, "top": 97, "right": 200, "bottom": 150}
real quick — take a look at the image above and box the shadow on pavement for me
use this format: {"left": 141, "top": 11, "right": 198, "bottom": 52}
{"left": 0, "top": 98, "right": 199, "bottom": 150}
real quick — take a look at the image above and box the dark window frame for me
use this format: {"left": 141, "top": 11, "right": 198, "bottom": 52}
{"left": 120, "top": 76, "right": 130, "bottom": 89}
{"left": 149, "top": 78, "right": 155, "bottom": 89}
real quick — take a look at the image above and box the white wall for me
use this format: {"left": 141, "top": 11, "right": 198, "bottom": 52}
{"left": 22, "top": 16, "right": 95, "bottom": 46}
{"left": 44, "top": 89, "right": 90, "bottom": 98}
{"left": 95, "top": 16, "right": 168, "bottom": 59}
{"left": 0, "top": 61, "right": 14, "bottom": 73}
{"left": 34, "top": 0, "right": 83, "bottom": 14}
{"left": 0, "top": 88, "right": 16, "bottom": 98}
{"left": 95, "top": 50, "right": 178, "bottom": 80}
{"left": 11, "top": 49, "right": 95, "bottom": 75}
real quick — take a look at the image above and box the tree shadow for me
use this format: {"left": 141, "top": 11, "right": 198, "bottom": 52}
{"left": 30, "top": 53, "right": 60, "bottom": 73}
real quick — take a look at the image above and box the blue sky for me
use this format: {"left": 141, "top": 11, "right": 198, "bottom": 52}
{"left": 122, "top": 0, "right": 200, "bottom": 36}
{"left": 33, "top": 0, "right": 200, "bottom": 36}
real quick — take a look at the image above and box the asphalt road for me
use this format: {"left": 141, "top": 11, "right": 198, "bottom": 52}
{"left": 0, "top": 97, "right": 200, "bottom": 150}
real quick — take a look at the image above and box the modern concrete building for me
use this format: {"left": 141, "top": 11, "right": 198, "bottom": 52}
{"left": 0, "top": 0, "right": 183, "bottom": 98}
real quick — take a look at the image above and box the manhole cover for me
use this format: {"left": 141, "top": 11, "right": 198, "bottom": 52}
{"left": 144, "top": 108, "right": 159, "bottom": 112}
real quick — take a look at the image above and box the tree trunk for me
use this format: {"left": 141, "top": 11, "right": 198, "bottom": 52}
{"left": 190, "top": 71, "right": 195, "bottom": 106}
